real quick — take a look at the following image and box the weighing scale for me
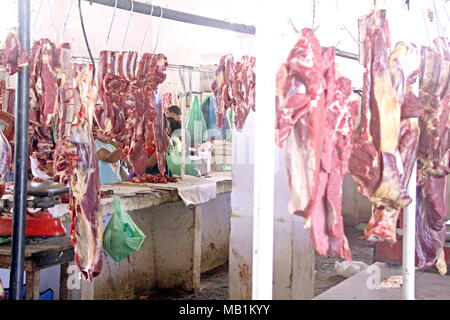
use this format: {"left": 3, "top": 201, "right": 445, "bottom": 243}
{"left": 0, "top": 111, "right": 67, "bottom": 238}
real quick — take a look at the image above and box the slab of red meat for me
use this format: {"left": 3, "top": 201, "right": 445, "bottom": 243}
{"left": 70, "top": 63, "right": 103, "bottom": 282}
{"left": 350, "top": 10, "right": 411, "bottom": 216}
{"left": 362, "top": 41, "right": 422, "bottom": 243}
{"left": 95, "top": 50, "right": 127, "bottom": 137}
{"left": 276, "top": 29, "right": 358, "bottom": 260}
{"left": 232, "top": 56, "right": 256, "bottom": 130}
{"left": 27, "top": 39, "right": 60, "bottom": 174}
{"left": 211, "top": 54, "right": 235, "bottom": 128}
{"left": 154, "top": 92, "right": 168, "bottom": 175}
{"left": 415, "top": 44, "right": 450, "bottom": 275}
{"left": 130, "top": 173, "right": 177, "bottom": 184}
{"left": 53, "top": 43, "right": 77, "bottom": 186}
{"left": 0, "top": 28, "right": 29, "bottom": 75}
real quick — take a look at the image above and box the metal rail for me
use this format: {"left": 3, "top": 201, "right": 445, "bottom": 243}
{"left": 10, "top": 0, "right": 31, "bottom": 300}
{"left": 82, "top": 0, "right": 256, "bottom": 35}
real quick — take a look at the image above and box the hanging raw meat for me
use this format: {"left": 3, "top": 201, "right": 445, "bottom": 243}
{"left": 415, "top": 44, "right": 450, "bottom": 275}
{"left": 211, "top": 54, "right": 256, "bottom": 131}
{"left": 276, "top": 28, "right": 359, "bottom": 260}
{"left": 28, "top": 39, "right": 61, "bottom": 174}
{"left": 232, "top": 56, "right": 256, "bottom": 130}
{"left": 350, "top": 10, "right": 411, "bottom": 214}
{"left": 70, "top": 63, "right": 103, "bottom": 282}
{"left": 53, "top": 43, "right": 77, "bottom": 186}
{"left": 0, "top": 28, "right": 30, "bottom": 75}
{"left": 363, "top": 41, "right": 422, "bottom": 243}
{"left": 211, "top": 54, "right": 235, "bottom": 129}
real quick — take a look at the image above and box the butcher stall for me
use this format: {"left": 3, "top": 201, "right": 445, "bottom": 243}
{"left": 0, "top": 0, "right": 449, "bottom": 305}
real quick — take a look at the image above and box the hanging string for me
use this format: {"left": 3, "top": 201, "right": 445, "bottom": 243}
{"left": 78, "top": 0, "right": 96, "bottom": 79}
{"left": 153, "top": 7, "right": 164, "bottom": 53}
{"left": 32, "top": 0, "right": 44, "bottom": 40}
{"left": 312, "top": 0, "right": 316, "bottom": 29}
{"left": 46, "top": 0, "right": 58, "bottom": 41}
{"left": 334, "top": 0, "right": 358, "bottom": 44}
{"left": 60, "top": 0, "right": 74, "bottom": 44}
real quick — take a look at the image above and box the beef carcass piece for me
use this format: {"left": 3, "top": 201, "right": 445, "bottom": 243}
{"left": 415, "top": 45, "right": 450, "bottom": 275}
{"left": 53, "top": 43, "right": 77, "bottom": 186}
{"left": 211, "top": 54, "right": 235, "bottom": 128}
{"left": 128, "top": 53, "right": 168, "bottom": 177}
{"left": 95, "top": 50, "right": 128, "bottom": 138}
{"left": 0, "top": 28, "right": 29, "bottom": 75}
{"left": 70, "top": 63, "right": 103, "bottom": 282}
{"left": 350, "top": 10, "right": 411, "bottom": 215}
{"left": 28, "top": 39, "right": 60, "bottom": 174}
{"left": 363, "top": 41, "right": 422, "bottom": 243}
{"left": 162, "top": 92, "right": 173, "bottom": 115}
{"left": 276, "top": 29, "right": 358, "bottom": 260}
{"left": 232, "top": 56, "right": 256, "bottom": 131}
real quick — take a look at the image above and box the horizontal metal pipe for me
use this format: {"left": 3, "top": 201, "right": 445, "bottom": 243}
{"left": 82, "top": 0, "right": 256, "bottom": 35}
{"left": 335, "top": 48, "right": 359, "bottom": 61}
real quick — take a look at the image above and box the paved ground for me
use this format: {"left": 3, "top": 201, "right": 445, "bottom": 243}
{"left": 142, "top": 224, "right": 375, "bottom": 300}
{"left": 314, "top": 225, "right": 375, "bottom": 296}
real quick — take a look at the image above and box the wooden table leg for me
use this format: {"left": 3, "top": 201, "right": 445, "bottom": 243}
{"left": 25, "top": 270, "right": 40, "bottom": 300}
{"left": 59, "top": 263, "right": 70, "bottom": 300}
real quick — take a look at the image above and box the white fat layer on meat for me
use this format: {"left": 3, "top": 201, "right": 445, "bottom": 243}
{"left": 291, "top": 48, "right": 314, "bottom": 69}
{"left": 287, "top": 127, "right": 310, "bottom": 216}
{"left": 374, "top": 72, "right": 401, "bottom": 153}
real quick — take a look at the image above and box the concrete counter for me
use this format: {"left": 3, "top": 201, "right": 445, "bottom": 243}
{"left": 67, "top": 172, "right": 232, "bottom": 300}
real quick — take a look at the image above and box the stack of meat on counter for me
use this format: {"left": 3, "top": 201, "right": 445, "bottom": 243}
{"left": 276, "top": 10, "right": 449, "bottom": 275}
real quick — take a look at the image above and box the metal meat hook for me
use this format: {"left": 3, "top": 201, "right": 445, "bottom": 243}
{"left": 138, "top": 2, "right": 154, "bottom": 54}
{"left": 121, "top": 0, "right": 134, "bottom": 52}
{"left": 105, "top": 0, "right": 118, "bottom": 49}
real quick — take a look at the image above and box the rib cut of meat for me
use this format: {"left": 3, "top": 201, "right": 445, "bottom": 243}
{"left": 350, "top": 10, "right": 411, "bottom": 212}
{"left": 95, "top": 51, "right": 169, "bottom": 178}
{"left": 211, "top": 54, "right": 256, "bottom": 131}
{"left": 415, "top": 44, "right": 449, "bottom": 275}
{"left": 276, "top": 28, "right": 358, "bottom": 260}
{"left": 70, "top": 63, "right": 103, "bottom": 282}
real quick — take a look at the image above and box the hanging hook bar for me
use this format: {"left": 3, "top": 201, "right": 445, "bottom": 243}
{"left": 60, "top": 0, "right": 74, "bottom": 43}
{"left": 153, "top": 6, "right": 164, "bottom": 53}
{"left": 138, "top": 2, "right": 154, "bottom": 54}
{"left": 105, "top": 0, "right": 118, "bottom": 49}
{"left": 121, "top": 0, "right": 134, "bottom": 52}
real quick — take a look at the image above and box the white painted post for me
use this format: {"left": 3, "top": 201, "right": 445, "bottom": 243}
{"left": 252, "top": 5, "right": 276, "bottom": 300}
{"left": 403, "top": 145, "right": 417, "bottom": 300}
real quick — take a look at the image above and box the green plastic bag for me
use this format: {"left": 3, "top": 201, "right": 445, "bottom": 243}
{"left": 166, "top": 145, "right": 201, "bottom": 177}
{"left": 186, "top": 96, "right": 209, "bottom": 146}
{"left": 103, "top": 196, "right": 146, "bottom": 262}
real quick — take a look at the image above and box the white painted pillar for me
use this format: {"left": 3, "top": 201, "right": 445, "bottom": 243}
{"left": 251, "top": 3, "right": 277, "bottom": 300}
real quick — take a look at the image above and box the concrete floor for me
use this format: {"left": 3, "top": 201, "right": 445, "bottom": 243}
{"left": 140, "top": 224, "right": 450, "bottom": 300}
{"left": 315, "top": 262, "right": 450, "bottom": 300}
